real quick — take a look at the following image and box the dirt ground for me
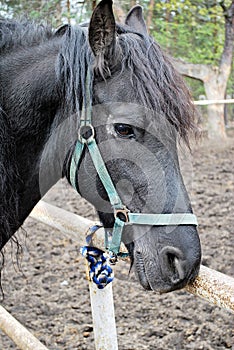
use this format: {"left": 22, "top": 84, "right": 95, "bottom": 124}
{"left": 0, "top": 134, "right": 233, "bottom": 350}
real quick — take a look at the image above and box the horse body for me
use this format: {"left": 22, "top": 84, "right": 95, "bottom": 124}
{"left": 0, "top": 0, "right": 201, "bottom": 293}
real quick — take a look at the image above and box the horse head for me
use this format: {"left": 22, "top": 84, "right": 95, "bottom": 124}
{"left": 0, "top": 0, "right": 201, "bottom": 293}
{"left": 69, "top": 0, "right": 201, "bottom": 293}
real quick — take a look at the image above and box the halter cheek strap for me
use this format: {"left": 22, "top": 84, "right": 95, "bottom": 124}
{"left": 69, "top": 70, "right": 198, "bottom": 256}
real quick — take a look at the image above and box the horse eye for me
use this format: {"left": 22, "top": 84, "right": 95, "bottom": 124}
{"left": 114, "top": 124, "right": 135, "bottom": 138}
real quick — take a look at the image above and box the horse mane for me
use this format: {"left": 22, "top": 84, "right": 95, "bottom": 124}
{"left": 0, "top": 18, "right": 54, "bottom": 255}
{"left": 0, "top": 18, "right": 53, "bottom": 54}
{"left": 0, "top": 20, "right": 93, "bottom": 256}
{"left": 55, "top": 25, "right": 93, "bottom": 119}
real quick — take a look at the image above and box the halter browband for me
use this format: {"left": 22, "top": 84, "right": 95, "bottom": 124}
{"left": 70, "top": 70, "right": 198, "bottom": 255}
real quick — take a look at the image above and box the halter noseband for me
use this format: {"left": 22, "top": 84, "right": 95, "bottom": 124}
{"left": 69, "top": 70, "right": 198, "bottom": 256}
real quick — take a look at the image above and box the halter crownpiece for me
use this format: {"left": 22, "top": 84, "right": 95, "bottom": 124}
{"left": 70, "top": 69, "right": 198, "bottom": 258}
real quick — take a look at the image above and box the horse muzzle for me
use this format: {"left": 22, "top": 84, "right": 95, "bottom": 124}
{"left": 127, "top": 225, "right": 201, "bottom": 293}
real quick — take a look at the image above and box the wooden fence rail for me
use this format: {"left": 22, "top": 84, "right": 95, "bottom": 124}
{"left": 194, "top": 99, "right": 234, "bottom": 106}
{"left": 0, "top": 305, "right": 49, "bottom": 350}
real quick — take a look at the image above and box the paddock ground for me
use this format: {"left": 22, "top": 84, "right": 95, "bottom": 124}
{"left": 0, "top": 135, "right": 233, "bottom": 350}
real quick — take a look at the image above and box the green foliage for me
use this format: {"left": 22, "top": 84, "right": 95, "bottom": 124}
{"left": 148, "top": 0, "right": 231, "bottom": 66}
{"left": 0, "top": 0, "right": 95, "bottom": 26}
{"left": 1, "top": 0, "right": 63, "bottom": 26}
{"left": 139, "top": 0, "right": 233, "bottom": 101}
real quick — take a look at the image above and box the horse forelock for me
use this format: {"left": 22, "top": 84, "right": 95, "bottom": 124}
{"left": 116, "top": 28, "right": 199, "bottom": 146}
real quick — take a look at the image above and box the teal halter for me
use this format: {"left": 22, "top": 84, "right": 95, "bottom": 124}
{"left": 70, "top": 71, "right": 198, "bottom": 256}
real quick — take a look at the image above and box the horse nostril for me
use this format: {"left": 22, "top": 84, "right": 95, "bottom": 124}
{"left": 160, "top": 246, "right": 186, "bottom": 284}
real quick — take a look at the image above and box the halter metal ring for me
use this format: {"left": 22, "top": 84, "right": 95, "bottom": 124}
{"left": 79, "top": 124, "right": 95, "bottom": 143}
{"left": 114, "top": 207, "right": 129, "bottom": 223}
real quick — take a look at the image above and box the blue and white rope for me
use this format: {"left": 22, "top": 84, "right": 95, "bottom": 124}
{"left": 80, "top": 246, "right": 114, "bottom": 289}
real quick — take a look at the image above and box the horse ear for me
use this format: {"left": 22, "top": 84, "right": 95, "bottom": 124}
{"left": 54, "top": 24, "right": 70, "bottom": 37}
{"left": 89, "top": 0, "right": 116, "bottom": 65}
{"left": 125, "top": 6, "right": 148, "bottom": 35}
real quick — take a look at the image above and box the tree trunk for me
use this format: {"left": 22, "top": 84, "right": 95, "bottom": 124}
{"left": 204, "top": 75, "right": 227, "bottom": 138}
{"left": 173, "top": 2, "right": 234, "bottom": 139}
{"left": 67, "top": 0, "right": 71, "bottom": 24}
{"left": 92, "top": 1, "right": 97, "bottom": 10}
{"left": 173, "top": 60, "right": 228, "bottom": 139}
{"left": 201, "top": 67, "right": 228, "bottom": 139}
{"left": 146, "top": 0, "right": 155, "bottom": 32}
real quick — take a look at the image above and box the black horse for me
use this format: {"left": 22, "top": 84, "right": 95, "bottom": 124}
{"left": 0, "top": 0, "right": 201, "bottom": 293}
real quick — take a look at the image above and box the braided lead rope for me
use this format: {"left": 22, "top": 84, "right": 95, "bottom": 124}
{"left": 80, "top": 225, "right": 117, "bottom": 288}
{"left": 80, "top": 246, "right": 114, "bottom": 289}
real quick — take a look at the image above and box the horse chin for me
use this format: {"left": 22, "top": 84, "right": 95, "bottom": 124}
{"left": 135, "top": 256, "right": 152, "bottom": 291}
{"left": 125, "top": 243, "right": 151, "bottom": 291}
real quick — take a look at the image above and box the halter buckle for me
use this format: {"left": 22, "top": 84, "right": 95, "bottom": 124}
{"left": 114, "top": 207, "right": 130, "bottom": 223}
